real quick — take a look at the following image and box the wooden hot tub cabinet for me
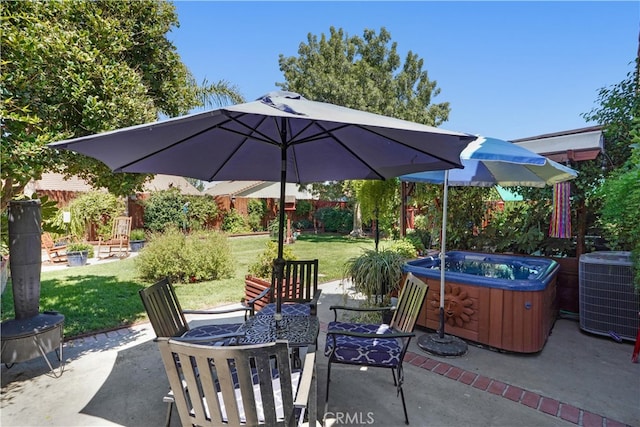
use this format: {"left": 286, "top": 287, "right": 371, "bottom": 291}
{"left": 404, "top": 252, "right": 559, "bottom": 353}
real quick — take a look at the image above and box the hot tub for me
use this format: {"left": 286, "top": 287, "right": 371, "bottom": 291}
{"left": 403, "top": 251, "right": 559, "bottom": 353}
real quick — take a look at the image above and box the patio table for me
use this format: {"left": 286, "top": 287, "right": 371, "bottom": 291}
{"left": 238, "top": 314, "right": 319, "bottom": 424}
{"left": 238, "top": 314, "right": 319, "bottom": 348}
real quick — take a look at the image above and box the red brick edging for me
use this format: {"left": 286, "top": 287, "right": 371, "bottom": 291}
{"left": 403, "top": 351, "right": 630, "bottom": 427}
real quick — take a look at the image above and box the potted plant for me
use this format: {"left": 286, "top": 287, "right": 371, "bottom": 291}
{"left": 129, "top": 228, "right": 146, "bottom": 252}
{"left": 343, "top": 248, "right": 407, "bottom": 322}
{"left": 66, "top": 242, "right": 94, "bottom": 267}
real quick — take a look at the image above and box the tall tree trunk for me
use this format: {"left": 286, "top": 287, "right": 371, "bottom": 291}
{"left": 350, "top": 201, "right": 364, "bottom": 237}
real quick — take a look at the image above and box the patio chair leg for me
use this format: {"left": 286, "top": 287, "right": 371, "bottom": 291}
{"left": 325, "top": 360, "right": 332, "bottom": 402}
{"left": 399, "top": 385, "right": 409, "bottom": 425}
{"left": 391, "top": 366, "right": 398, "bottom": 386}
{"left": 164, "top": 401, "right": 173, "bottom": 427}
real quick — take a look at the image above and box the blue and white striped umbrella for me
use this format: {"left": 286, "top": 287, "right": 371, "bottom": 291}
{"left": 400, "top": 136, "right": 577, "bottom": 187}
{"left": 400, "top": 136, "right": 577, "bottom": 342}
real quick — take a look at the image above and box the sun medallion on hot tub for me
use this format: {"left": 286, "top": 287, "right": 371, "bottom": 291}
{"left": 429, "top": 284, "right": 474, "bottom": 327}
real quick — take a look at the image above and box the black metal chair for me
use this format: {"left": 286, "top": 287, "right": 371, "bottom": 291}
{"left": 324, "top": 272, "right": 428, "bottom": 424}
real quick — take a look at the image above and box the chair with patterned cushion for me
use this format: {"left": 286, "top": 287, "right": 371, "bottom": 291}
{"left": 324, "top": 272, "right": 428, "bottom": 425}
{"left": 139, "top": 278, "right": 256, "bottom": 344}
{"left": 258, "top": 259, "right": 321, "bottom": 317}
{"left": 157, "top": 338, "right": 315, "bottom": 427}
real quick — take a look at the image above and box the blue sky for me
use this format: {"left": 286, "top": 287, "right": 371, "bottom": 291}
{"left": 169, "top": 1, "right": 638, "bottom": 141}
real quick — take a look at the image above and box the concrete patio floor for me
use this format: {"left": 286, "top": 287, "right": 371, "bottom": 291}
{"left": 1, "top": 278, "right": 638, "bottom": 427}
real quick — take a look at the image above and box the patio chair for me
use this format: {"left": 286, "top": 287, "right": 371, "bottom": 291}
{"left": 139, "top": 278, "right": 256, "bottom": 343}
{"left": 141, "top": 278, "right": 271, "bottom": 426}
{"left": 258, "top": 259, "right": 321, "bottom": 317}
{"left": 41, "top": 232, "right": 67, "bottom": 263}
{"left": 157, "top": 338, "right": 315, "bottom": 427}
{"left": 324, "top": 272, "right": 428, "bottom": 425}
{"left": 96, "top": 216, "right": 131, "bottom": 259}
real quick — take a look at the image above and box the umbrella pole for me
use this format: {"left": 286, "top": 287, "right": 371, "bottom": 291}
{"left": 439, "top": 171, "right": 448, "bottom": 339}
{"left": 274, "top": 119, "right": 288, "bottom": 319}
{"left": 417, "top": 169, "right": 467, "bottom": 356}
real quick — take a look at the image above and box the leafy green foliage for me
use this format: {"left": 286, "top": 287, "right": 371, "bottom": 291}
{"left": 278, "top": 27, "right": 450, "bottom": 235}
{"left": 295, "top": 199, "right": 313, "bottom": 217}
{"left": 247, "top": 199, "right": 266, "bottom": 231}
{"left": 247, "top": 241, "right": 297, "bottom": 279}
{"left": 344, "top": 249, "right": 406, "bottom": 304}
{"left": 388, "top": 238, "right": 419, "bottom": 258}
{"left": 135, "top": 228, "right": 234, "bottom": 283}
{"left": 50, "top": 191, "right": 123, "bottom": 240}
{"left": 314, "top": 207, "right": 353, "bottom": 233}
{"left": 67, "top": 242, "right": 94, "bottom": 258}
{"left": 353, "top": 179, "right": 400, "bottom": 237}
{"left": 130, "top": 229, "right": 146, "bottom": 241}
{"left": 143, "top": 189, "right": 186, "bottom": 232}
{"left": 1, "top": 1, "right": 242, "bottom": 210}
{"left": 405, "top": 226, "right": 431, "bottom": 254}
{"left": 183, "top": 194, "right": 219, "bottom": 231}
{"left": 597, "top": 124, "right": 640, "bottom": 287}
{"left": 221, "top": 209, "right": 250, "bottom": 234}
{"left": 412, "top": 184, "right": 492, "bottom": 251}
{"left": 143, "top": 189, "right": 218, "bottom": 233}
{"left": 279, "top": 27, "right": 449, "bottom": 125}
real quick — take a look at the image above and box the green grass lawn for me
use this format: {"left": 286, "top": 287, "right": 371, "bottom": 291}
{"left": 1, "top": 233, "right": 374, "bottom": 338}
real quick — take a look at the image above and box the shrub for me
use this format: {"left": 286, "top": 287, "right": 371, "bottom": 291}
{"left": 135, "top": 228, "right": 234, "bottom": 283}
{"left": 315, "top": 206, "right": 353, "bottom": 233}
{"left": 293, "top": 218, "right": 313, "bottom": 230}
{"left": 387, "top": 238, "right": 418, "bottom": 259}
{"left": 221, "top": 208, "right": 250, "bottom": 234}
{"left": 53, "top": 191, "right": 123, "bottom": 240}
{"left": 295, "top": 199, "right": 313, "bottom": 217}
{"left": 247, "top": 199, "right": 266, "bottom": 231}
{"left": 184, "top": 194, "right": 219, "bottom": 231}
{"left": 143, "top": 188, "right": 187, "bottom": 233}
{"left": 247, "top": 241, "right": 297, "bottom": 279}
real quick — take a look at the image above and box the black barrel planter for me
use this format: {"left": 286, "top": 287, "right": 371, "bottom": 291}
{"left": 7, "top": 200, "right": 42, "bottom": 319}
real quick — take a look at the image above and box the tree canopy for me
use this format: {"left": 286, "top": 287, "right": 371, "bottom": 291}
{"left": 278, "top": 27, "right": 449, "bottom": 124}
{"left": 278, "top": 26, "right": 451, "bottom": 236}
{"left": 1, "top": 0, "right": 243, "bottom": 211}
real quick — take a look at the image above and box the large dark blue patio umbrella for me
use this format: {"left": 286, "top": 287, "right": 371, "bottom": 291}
{"left": 49, "top": 91, "right": 474, "bottom": 315}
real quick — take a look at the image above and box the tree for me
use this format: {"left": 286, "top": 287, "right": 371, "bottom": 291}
{"left": 278, "top": 27, "right": 451, "bottom": 235}
{"left": 590, "top": 56, "right": 639, "bottom": 286}
{"left": 576, "top": 61, "right": 639, "bottom": 256}
{"left": 353, "top": 179, "right": 400, "bottom": 241}
{"left": 1, "top": 0, "right": 243, "bottom": 211}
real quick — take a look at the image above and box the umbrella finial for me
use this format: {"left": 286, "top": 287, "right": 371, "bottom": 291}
{"left": 259, "top": 91, "right": 306, "bottom": 116}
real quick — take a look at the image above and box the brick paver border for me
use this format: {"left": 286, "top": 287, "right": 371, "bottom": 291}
{"left": 403, "top": 351, "right": 632, "bottom": 427}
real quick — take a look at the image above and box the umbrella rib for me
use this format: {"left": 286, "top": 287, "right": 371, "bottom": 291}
{"left": 316, "top": 122, "right": 386, "bottom": 180}
{"left": 220, "top": 111, "right": 285, "bottom": 147}
{"left": 353, "top": 123, "right": 466, "bottom": 168}
{"left": 204, "top": 114, "right": 277, "bottom": 182}
{"left": 114, "top": 122, "right": 229, "bottom": 171}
